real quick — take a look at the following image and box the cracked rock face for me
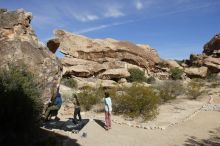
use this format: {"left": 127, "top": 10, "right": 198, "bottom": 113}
{"left": 0, "top": 9, "right": 63, "bottom": 102}
{"left": 48, "top": 30, "right": 161, "bottom": 80}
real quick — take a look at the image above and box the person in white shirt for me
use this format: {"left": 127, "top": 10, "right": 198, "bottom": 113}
{"left": 103, "top": 92, "right": 112, "bottom": 130}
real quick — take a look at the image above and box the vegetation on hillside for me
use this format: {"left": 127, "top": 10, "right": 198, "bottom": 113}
{"left": 61, "top": 78, "right": 78, "bottom": 88}
{"left": 127, "top": 68, "right": 147, "bottom": 82}
{"left": 169, "top": 67, "right": 184, "bottom": 80}
{"left": 153, "top": 80, "right": 184, "bottom": 102}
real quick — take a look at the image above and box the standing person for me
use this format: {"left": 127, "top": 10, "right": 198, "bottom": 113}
{"left": 44, "top": 87, "right": 62, "bottom": 121}
{"left": 72, "top": 94, "right": 82, "bottom": 125}
{"left": 103, "top": 92, "right": 112, "bottom": 130}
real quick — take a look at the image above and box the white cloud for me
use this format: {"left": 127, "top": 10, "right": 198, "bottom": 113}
{"left": 135, "top": 0, "right": 143, "bottom": 10}
{"left": 77, "top": 25, "right": 109, "bottom": 34}
{"left": 77, "top": 20, "right": 134, "bottom": 34}
{"left": 73, "top": 14, "right": 99, "bottom": 22}
{"left": 104, "top": 6, "right": 124, "bottom": 18}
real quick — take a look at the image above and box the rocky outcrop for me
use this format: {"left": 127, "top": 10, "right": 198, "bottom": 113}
{"left": 98, "top": 68, "right": 130, "bottom": 80}
{"left": 0, "top": 9, "right": 62, "bottom": 102}
{"left": 160, "top": 60, "right": 183, "bottom": 69}
{"left": 184, "top": 67, "right": 208, "bottom": 78}
{"left": 185, "top": 34, "right": 220, "bottom": 76}
{"left": 74, "top": 77, "right": 117, "bottom": 89}
{"left": 203, "top": 34, "right": 220, "bottom": 56}
{"left": 48, "top": 30, "right": 161, "bottom": 81}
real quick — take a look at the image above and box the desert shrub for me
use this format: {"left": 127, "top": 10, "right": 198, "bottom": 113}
{"left": 186, "top": 79, "right": 204, "bottom": 99}
{"left": 127, "top": 68, "right": 147, "bottom": 82}
{"left": 111, "top": 83, "right": 159, "bottom": 120}
{"left": 61, "top": 91, "right": 74, "bottom": 103}
{"left": 206, "top": 73, "right": 219, "bottom": 82}
{"left": 146, "top": 76, "right": 156, "bottom": 84}
{"left": 154, "top": 80, "right": 184, "bottom": 102}
{"left": 61, "top": 78, "right": 77, "bottom": 88}
{"left": 206, "top": 73, "right": 220, "bottom": 88}
{"left": 77, "top": 86, "right": 104, "bottom": 111}
{"left": 0, "top": 65, "right": 43, "bottom": 144}
{"left": 169, "top": 67, "right": 183, "bottom": 80}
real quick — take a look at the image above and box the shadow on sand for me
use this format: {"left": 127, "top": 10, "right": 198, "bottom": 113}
{"left": 184, "top": 127, "right": 220, "bottom": 146}
{"left": 94, "top": 119, "right": 107, "bottom": 130}
{"left": 0, "top": 127, "right": 81, "bottom": 146}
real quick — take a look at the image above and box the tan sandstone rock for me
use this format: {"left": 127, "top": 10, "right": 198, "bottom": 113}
{"left": 184, "top": 67, "right": 208, "bottom": 78}
{"left": 162, "top": 60, "right": 183, "bottom": 69}
{"left": 185, "top": 34, "right": 220, "bottom": 75}
{"left": 0, "top": 9, "right": 62, "bottom": 102}
{"left": 48, "top": 30, "right": 161, "bottom": 80}
{"left": 98, "top": 68, "right": 130, "bottom": 80}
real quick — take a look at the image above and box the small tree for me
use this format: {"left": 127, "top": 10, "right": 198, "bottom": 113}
{"left": 127, "top": 68, "right": 147, "bottom": 82}
{"left": 169, "top": 67, "right": 183, "bottom": 80}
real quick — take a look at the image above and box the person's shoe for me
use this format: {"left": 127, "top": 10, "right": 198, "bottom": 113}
{"left": 72, "top": 119, "right": 78, "bottom": 125}
{"left": 104, "top": 125, "right": 109, "bottom": 130}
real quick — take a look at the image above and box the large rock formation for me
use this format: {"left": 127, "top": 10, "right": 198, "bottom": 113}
{"left": 203, "top": 34, "right": 220, "bottom": 56}
{"left": 48, "top": 30, "right": 161, "bottom": 81}
{"left": 185, "top": 34, "right": 220, "bottom": 76}
{"left": 0, "top": 9, "right": 62, "bottom": 102}
{"left": 184, "top": 67, "right": 208, "bottom": 78}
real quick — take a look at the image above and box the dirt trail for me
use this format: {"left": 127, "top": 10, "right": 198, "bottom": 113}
{"left": 72, "top": 111, "right": 220, "bottom": 146}
{"left": 51, "top": 86, "right": 220, "bottom": 146}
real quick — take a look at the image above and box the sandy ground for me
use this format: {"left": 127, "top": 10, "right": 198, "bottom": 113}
{"left": 48, "top": 85, "right": 220, "bottom": 146}
{"left": 75, "top": 111, "right": 220, "bottom": 146}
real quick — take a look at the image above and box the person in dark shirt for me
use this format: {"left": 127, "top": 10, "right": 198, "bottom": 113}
{"left": 72, "top": 94, "right": 82, "bottom": 124}
{"left": 44, "top": 87, "right": 62, "bottom": 121}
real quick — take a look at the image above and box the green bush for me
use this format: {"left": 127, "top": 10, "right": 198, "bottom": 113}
{"left": 169, "top": 67, "right": 183, "bottom": 80}
{"left": 127, "top": 68, "right": 147, "bottom": 82}
{"left": 61, "top": 78, "right": 77, "bottom": 88}
{"left": 111, "top": 83, "right": 159, "bottom": 120}
{"left": 0, "top": 65, "right": 43, "bottom": 144}
{"left": 154, "top": 80, "right": 184, "bottom": 102}
{"left": 77, "top": 86, "right": 104, "bottom": 111}
{"left": 186, "top": 79, "right": 204, "bottom": 99}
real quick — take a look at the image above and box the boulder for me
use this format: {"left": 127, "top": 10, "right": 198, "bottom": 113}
{"left": 204, "top": 56, "right": 220, "bottom": 72}
{"left": 161, "top": 60, "right": 183, "bottom": 69}
{"left": 185, "top": 34, "right": 220, "bottom": 76}
{"left": 61, "top": 57, "right": 106, "bottom": 77}
{"left": 118, "top": 78, "right": 127, "bottom": 83}
{"left": 203, "top": 34, "right": 220, "bottom": 56}
{"left": 74, "top": 77, "right": 117, "bottom": 89}
{"left": 184, "top": 67, "right": 208, "bottom": 78}
{"left": 48, "top": 30, "right": 161, "bottom": 79}
{"left": 0, "top": 9, "right": 62, "bottom": 102}
{"left": 98, "top": 68, "right": 130, "bottom": 80}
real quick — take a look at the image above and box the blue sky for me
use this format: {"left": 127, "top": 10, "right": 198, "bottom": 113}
{"left": 1, "top": 0, "right": 220, "bottom": 59}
